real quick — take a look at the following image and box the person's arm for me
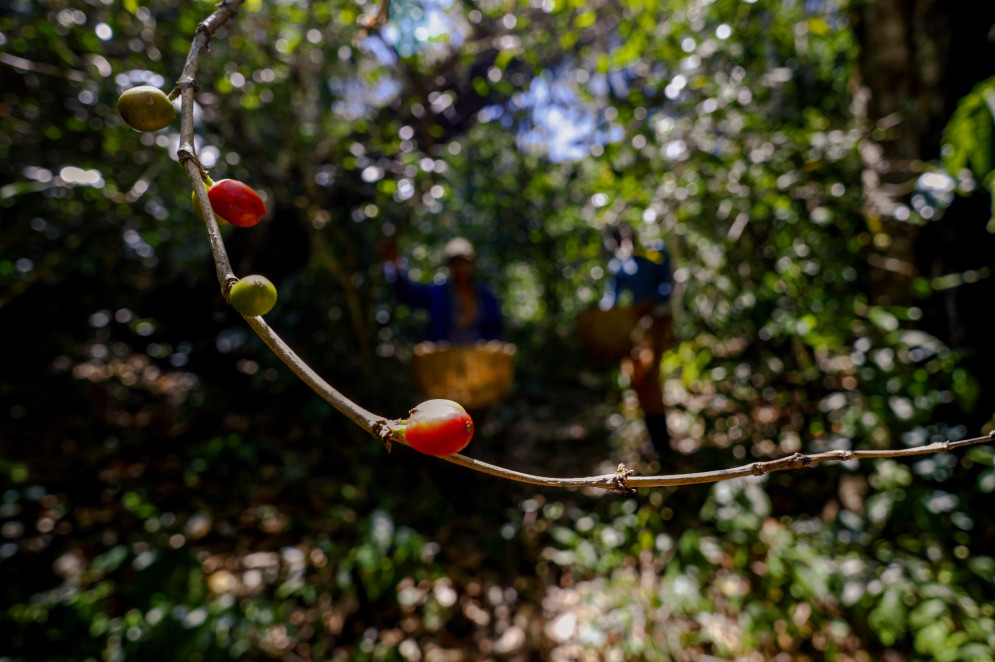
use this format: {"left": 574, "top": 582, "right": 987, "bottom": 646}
{"left": 384, "top": 255, "right": 434, "bottom": 310}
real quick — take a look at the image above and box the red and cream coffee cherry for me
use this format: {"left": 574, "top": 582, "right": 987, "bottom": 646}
{"left": 207, "top": 179, "right": 266, "bottom": 228}
{"left": 117, "top": 86, "right": 175, "bottom": 132}
{"left": 404, "top": 399, "right": 474, "bottom": 456}
{"left": 228, "top": 275, "right": 278, "bottom": 317}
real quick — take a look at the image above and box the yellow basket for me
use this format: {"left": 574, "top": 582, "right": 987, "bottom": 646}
{"left": 576, "top": 305, "right": 673, "bottom": 361}
{"left": 576, "top": 305, "right": 644, "bottom": 360}
{"left": 411, "top": 341, "right": 517, "bottom": 410}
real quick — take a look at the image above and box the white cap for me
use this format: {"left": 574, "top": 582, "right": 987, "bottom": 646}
{"left": 444, "top": 237, "right": 476, "bottom": 261}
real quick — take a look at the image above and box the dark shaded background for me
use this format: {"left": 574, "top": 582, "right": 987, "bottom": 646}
{"left": 2, "top": 0, "right": 995, "bottom": 659}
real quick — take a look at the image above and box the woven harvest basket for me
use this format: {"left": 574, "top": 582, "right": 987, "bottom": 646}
{"left": 576, "top": 305, "right": 672, "bottom": 361}
{"left": 411, "top": 341, "right": 517, "bottom": 410}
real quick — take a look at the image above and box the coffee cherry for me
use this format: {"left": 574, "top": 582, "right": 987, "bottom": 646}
{"left": 404, "top": 399, "right": 474, "bottom": 456}
{"left": 117, "top": 86, "right": 175, "bottom": 132}
{"left": 229, "top": 275, "right": 278, "bottom": 317}
{"left": 207, "top": 179, "right": 266, "bottom": 228}
{"left": 192, "top": 178, "right": 230, "bottom": 225}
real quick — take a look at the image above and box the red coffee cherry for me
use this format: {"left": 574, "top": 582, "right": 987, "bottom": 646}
{"left": 207, "top": 179, "right": 266, "bottom": 228}
{"left": 404, "top": 399, "right": 474, "bottom": 456}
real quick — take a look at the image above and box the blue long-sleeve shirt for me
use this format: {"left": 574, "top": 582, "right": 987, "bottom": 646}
{"left": 385, "top": 261, "right": 503, "bottom": 343}
{"left": 601, "top": 250, "right": 673, "bottom": 310}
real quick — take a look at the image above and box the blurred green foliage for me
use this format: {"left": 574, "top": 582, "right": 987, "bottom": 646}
{"left": 2, "top": 0, "right": 995, "bottom": 659}
{"left": 941, "top": 74, "right": 995, "bottom": 230}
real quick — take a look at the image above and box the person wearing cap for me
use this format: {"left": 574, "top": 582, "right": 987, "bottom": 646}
{"left": 601, "top": 223, "right": 675, "bottom": 454}
{"left": 383, "top": 237, "right": 503, "bottom": 344}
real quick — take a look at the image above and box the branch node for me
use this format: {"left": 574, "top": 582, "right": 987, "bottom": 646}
{"left": 177, "top": 149, "right": 206, "bottom": 176}
{"left": 220, "top": 275, "right": 239, "bottom": 302}
{"left": 173, "top": 79, "right": 198, "bottom": 96}
{"left": 372, "top": 419, "right": 396, "bottom": 453}
{"left": 612, "top": 463, "right": 636, "bottom": 494}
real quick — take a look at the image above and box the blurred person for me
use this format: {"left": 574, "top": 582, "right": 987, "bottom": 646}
{"left": 383, "top": 237, "right": 503, "bottom": 344}
{"left": 601, "top": 223, "right": 675, "bottom": 453}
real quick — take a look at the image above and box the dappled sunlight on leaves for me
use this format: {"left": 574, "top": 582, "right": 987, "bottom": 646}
{"left": 3, "top": 0, "right": 995, "bottom": 659}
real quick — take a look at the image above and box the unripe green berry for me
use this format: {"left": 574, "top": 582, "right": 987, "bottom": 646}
{"left": 117, "top": 86, "right": 175, "bottom": 132}
{"left": 229, "top": 275, "right": 278, "bottom": 317}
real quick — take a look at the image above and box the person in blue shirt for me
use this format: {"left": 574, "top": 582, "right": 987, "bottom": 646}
{"left": 601, "top": 223, "right": 675, "bottom": 454}
{"left": 384, "top": 237, "right": 503, "bottom": 344}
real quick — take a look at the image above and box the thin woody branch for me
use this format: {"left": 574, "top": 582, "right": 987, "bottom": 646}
{"left": 242, "top": 316, "right": 385, "bottom": 433}
{"left": 173, "top": 4, "right": 995, "bottom": 493}
{"left": 435, "top": 432, "right": 995, "bottom": 491}
{"left": 175, "top": 0, "right": 245, "bottom": 299}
